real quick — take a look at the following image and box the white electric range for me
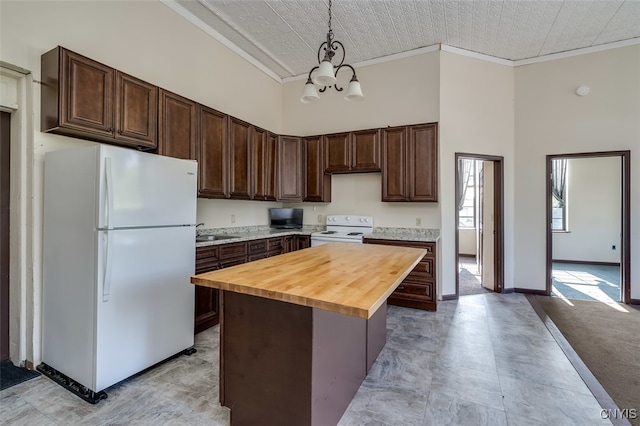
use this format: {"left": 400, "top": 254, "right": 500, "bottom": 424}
{"left": 310, "top": 215, "right": 374, "bottom": 247}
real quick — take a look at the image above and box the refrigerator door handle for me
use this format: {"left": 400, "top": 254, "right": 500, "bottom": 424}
{"left": 104, "top": 157, "right": 114, "bottom": 230}
{"left": 102, "top": 231, "right": 113, "bottom": 302}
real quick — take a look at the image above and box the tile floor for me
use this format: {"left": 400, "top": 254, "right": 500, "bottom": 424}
{"left": 0, "top": 294, "right": 610, "bottom": 425}
{"left": 552, "top": 262, "right": 621, "bottom": 303}
{"left": 458, "top": 256, "right": 490, "bottom": 296}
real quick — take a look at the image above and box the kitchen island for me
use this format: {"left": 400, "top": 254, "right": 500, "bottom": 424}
{"left": 191, "top": 242, "right": 426, "bottom": 426}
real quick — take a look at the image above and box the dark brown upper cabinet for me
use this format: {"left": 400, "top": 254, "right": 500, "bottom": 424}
{"left": 158, "top": 89, "right": 197, "bottom": 160}
{"left": 277, "top": 136, "right": 304, "bottom": 202}
{"left": 251, "top": 128, "right": 277, "bottom": 201}
{"left": 351, "top": 129, "right": 381, "bottom": 172}
{"left": 228, "top": 117, "right": 252, "bottom": 200}
{"left": 198, "top": 105, "right": 228, "bottom": 199}
{"left": 304, "top": 136, "right": 331, "bottom": 202}
{"left": 41, "top": 46, "right": 157, "bottom": 150}
{"left": 324, "top": 132, "right": 351, "bottom": 173}
{"left": 382, "top": 124, "right": 438, "bottom": 202}
{"left": 407, "top": 124, "right": 438, "bottom": 202}
{"left": 325, "top": 130, "right": 380, "bottom": 173}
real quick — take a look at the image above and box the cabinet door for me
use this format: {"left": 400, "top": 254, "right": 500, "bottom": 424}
{"left": 264, "top": 133, "right": 278, "bottom": 201}
{"left": 294, "top": 235, "right": 310, "bottom": 250}
{"left": 351, "top": 129, "right": 381, "bottom": 172}
{"left": 158, "top": 89, "right": 197, "bottom": 160}
{"left": 282, "top": 236, "right": 294, "bottom": 253}
{"left": 277, "top": 136, "right": 304, "bottom": 201}
{"left": 195, "top": 246, "right": 221, "bottom": 333}
{"left": 251, "top": 127, "right": 276, "bottom": 201}
{"left": 381, "top": 126, "right": 409, "bottom": 201}
{"left": 60, "top": 48, "right": 114, "bottom": 137}
{"left": 407, "top": 124, "right": 438, "bottom": 202}
{"left": 198, "top": 105, "right": 228, "bottom": 198}
{"left": 304, "top": 136, "right": 331, "bottom": 202}
{"left": 229, "top": 117, "right": 252, "bottom": 200}
{"left": 324, "top": 132, "right": 351, "bottom": 173}
{"left": 114, "top": 71, "right": 157, "bottom": 149}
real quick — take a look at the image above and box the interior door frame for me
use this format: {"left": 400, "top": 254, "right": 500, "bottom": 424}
{"left": 455, "top": 153, "right": 504, "bottom": 296}
{"left": 1, "top": 111, "right": 10, "bottom": 361}
{"left": 546, "top": 151, "right": 631, "bottom": 303}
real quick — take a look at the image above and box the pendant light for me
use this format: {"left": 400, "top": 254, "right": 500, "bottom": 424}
{"left": 300, "top": 0, "right": 364, "bottom": 103}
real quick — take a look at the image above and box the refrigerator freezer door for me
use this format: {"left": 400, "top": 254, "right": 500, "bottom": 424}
{"left": 97, "top": 145, "right": 197, "bottom": 229}
{"left": 94, "top": 226, "right": 195, "bottom": 391}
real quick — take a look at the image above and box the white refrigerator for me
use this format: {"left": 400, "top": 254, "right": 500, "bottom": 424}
{"left": 42, "top": 144, "right": 197, "bottom": 398}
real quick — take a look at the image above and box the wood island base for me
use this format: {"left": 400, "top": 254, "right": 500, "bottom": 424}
{"left": 220, "top": 291, "right": 387, "bottom": 426}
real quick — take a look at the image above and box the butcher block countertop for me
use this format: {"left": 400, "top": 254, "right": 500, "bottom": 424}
{"left": 191, "top": 242, "right": 426, "bottom": 319}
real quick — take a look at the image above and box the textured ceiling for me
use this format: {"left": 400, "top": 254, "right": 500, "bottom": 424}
{"left": 169, "top": 0, "right": 640, "bottom": 79}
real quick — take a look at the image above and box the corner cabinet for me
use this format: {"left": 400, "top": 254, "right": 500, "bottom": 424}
{"left": 382, "top": 123, "right": 438, "bottom": 202}
{"left": 41, "top": 46, "right": 157, "bottom": 150}
{"left": 252, "top": 129, "right": 278, "bottom": 201}
{"left": 364, "top": 238, "right": 437, "bottom": 311}
{"left": 277, "top": 136, "right": 304, "bottom": 202}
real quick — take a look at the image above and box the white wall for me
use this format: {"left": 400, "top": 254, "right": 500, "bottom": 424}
{"left": 458, "top": 229, "right": 477, "bottom": 256}
{"left": 514, "top": 45, "right": 640, "bottom": 298}
{"left": 0, "top": 0, "right": 282, "bottom": 365}
{"left": 439, "top": 52, "right": 515, "bottom": 297}
{"left": 552, "top": 157, "right": 621, "bottom": 263}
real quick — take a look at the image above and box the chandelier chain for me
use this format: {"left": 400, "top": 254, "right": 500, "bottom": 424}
{"left": 328, "top": 0, "right": 333, "bottom": 39}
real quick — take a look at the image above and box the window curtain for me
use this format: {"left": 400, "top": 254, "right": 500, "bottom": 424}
{"left": 457, "top": 159, "right": 473, "bottom": 211}
{"left": 551, "top": 159, "right": 567, "bottom": 207}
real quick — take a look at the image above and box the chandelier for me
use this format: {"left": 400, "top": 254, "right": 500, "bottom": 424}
{"left": 300, "top": 0, "right": 364, "bottom": 103}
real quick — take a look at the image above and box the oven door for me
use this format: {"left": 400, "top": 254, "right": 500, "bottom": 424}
{"left": 310, "top": 236, "right": 362, "bottom": 247}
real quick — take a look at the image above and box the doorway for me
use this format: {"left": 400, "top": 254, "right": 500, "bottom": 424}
{"left": 1, "top": 111, "right": 10, "bottom": 361}
{"left": 455, "top": 154, "right": 504, "bottom": 297}
{"left": 546, "top": 151, "right": 630, "bottom": 304}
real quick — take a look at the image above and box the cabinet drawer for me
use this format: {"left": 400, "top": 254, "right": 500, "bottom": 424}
{"left": 219, "top": 242, "right": 247, "bottom": 259}
{"left": 411, "top": 258, "right": 434, "bottom": 278}
{"left": 248, "top": 252, "right": 269, "bottom": 262}
{"left": 393, "top": 282, "right": 433, "bottom": 301}
{"left": 268, "top": 237, "right": 283, "bottom": 251}
{"left": 219, "top": 256, "right": 246, "bottom": 269}
{"left": 195, "top": 246, "right": 220, "bottom": 273}
{"left": 364, "top": 238, "right": 434, "bottom": 256}
{"left": 248, "top": 240, "right": 268, "bottom": 254}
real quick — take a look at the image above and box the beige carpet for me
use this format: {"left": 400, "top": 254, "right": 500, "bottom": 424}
{"left": 534, "top": 295, "right": 640, "bottom": 425}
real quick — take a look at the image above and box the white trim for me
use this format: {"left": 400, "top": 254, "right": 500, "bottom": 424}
{"left": 440, "top": 45, "right": 513, "bottom": 66}
{"left": 283, "top": 44, "right": 441, "bottom": 83}
{"left": 514, "top": 38, "right": 640, "bottom": 66}
{"left": 160, "top": 0, "right": 283, "bottom": 83}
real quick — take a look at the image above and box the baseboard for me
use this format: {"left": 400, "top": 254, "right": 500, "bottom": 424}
{"left": 514, "top": 288, "right": 547, "bottom": 295}
{"left": 441, "top": 294, "right": 458, "bottom": 301}
{"left": 502, "top": 288, "right": 515, "bottom": 294}
{"left": 553, "top": 259, "right": 620, "bottom": 267}
{"left": 630, "top": 298, "right": 640, "bottom": 305}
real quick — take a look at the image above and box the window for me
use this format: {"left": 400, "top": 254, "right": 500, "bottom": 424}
{"left": 551, "top": 196, "right": 566, "bottom": 231}
{"left": 551, "top": 158, "right": 568, "bottom": 232}
{"left": 458, "top": 159, "right": 476, "bottom": 228}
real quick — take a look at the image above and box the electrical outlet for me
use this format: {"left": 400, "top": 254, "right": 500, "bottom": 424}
{"left": 231, "top": 214, "right": 235, "bottom": 223}
{"left": 416, "top": 218, "right": 422, "bottom": 226}
{"left": 612, "top": 245, "right": 616, "bottom": 250}
{"left": 317, "top": 214, "right": 323, "bottom": 223}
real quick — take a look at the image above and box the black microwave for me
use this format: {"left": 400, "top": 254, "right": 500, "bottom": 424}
{"left": 269, "top": 208, "right": 303, "bottom": 229}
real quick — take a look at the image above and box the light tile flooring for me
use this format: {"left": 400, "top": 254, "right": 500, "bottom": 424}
{"left": 1, "top": 294, "right": 610, "bottom": 425}
{"left": 552, "top": 262, "right": 621, "bottom": 303}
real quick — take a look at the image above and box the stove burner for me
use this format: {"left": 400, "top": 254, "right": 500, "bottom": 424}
{"left": 347, "top": 232, "right": 363, "bottom": 236}
{"left": 321, "top": 231, "right": 337, "bottom": 234}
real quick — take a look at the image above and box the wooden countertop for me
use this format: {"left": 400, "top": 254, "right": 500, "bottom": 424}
{"left": 191, "top": 243, "right": 426, "bottom": 319}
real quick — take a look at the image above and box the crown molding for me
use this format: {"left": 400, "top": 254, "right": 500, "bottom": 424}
{"left": 440, "top": 45, "right": 513, "bottom": 66}
{"left": 513, "top": 37, "right": 640, "bottom": 67}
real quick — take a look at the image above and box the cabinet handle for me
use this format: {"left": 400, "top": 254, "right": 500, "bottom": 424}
{"left": 398, "top": 286, "right": 405, "bottom": 290}
{"left": 117, "top": 129, "right": 123, "bottom": 134}
{"left": 108, "top": 127, "right": 113, "bottom": 133}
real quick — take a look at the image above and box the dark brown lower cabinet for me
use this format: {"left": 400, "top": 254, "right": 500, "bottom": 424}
{"left": 364, "top": 238, "right": 437, "bottom": 311}
{"left": 194, "top": 235, "right": 308, "bottom": 333}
